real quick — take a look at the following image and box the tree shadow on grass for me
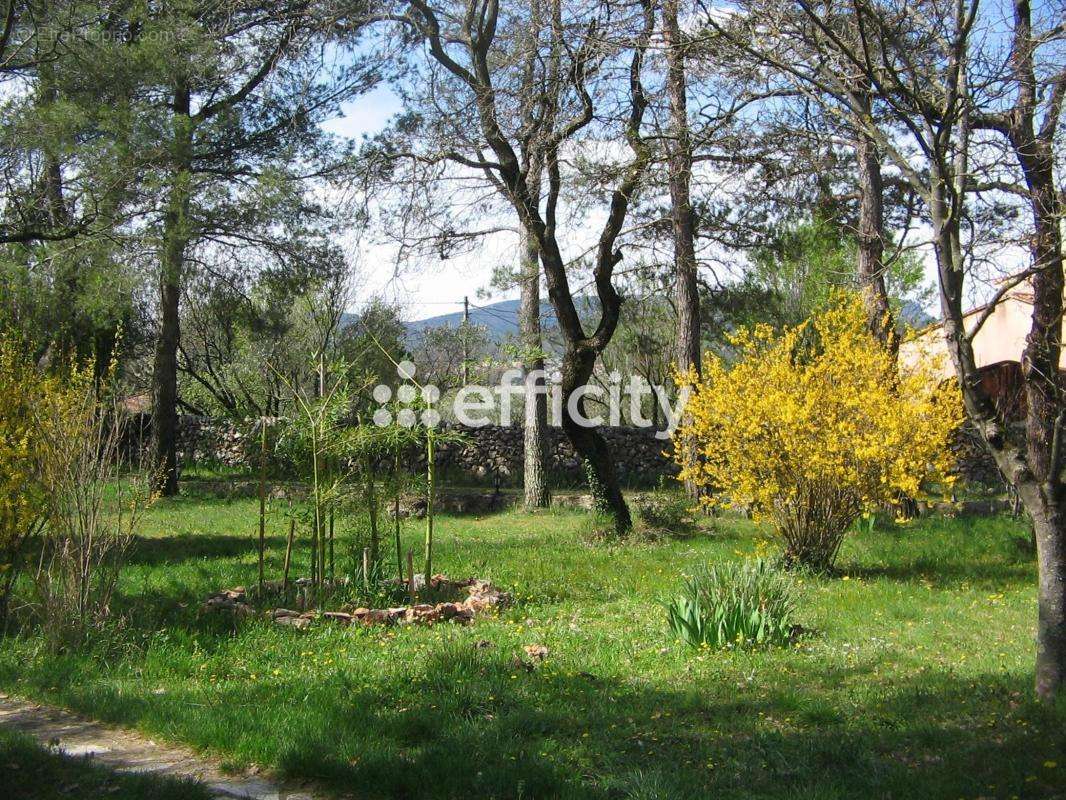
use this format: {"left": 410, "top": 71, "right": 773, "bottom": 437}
{"left": 96, "top": 641, "right": 1057, "bottom": 800}
{"left": 838, "top": 516, "right": 1036, "bottom": 590}
{"left": 126, "top": 534, "right": 285, "bottom": 567}
{"left": 845, "top": 558, "right": 1035, "bottom": 590}
{"left": 0, "top": 728, "right": 212, "bottom": 800}
{"left": 10, "top": 629, "right": 1065, "bottom": 800}
{"left": 292, "top": 655, "right": 1065, "bottom": 799}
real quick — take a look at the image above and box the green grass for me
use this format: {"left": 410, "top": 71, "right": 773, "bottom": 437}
{"left": 0, "top": 727, "right": 211, "bottom": 800}
{"left": 1, "top": 493, "right": 1064, "bottom": 799}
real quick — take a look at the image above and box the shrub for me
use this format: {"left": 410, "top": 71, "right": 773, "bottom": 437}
{"left": 579, "top": 511, "right": 625, "bottom": 544}
{"left": 674, "top": 293, "right": 962, "bottom": 571}
{"left": 633, "top": 491, "right": 693, "bottom": 537}
{"left": 0, "top": 337, "right": 52, "bottom": 628}
{"left": 32, "top": 363, "right": 153, "bottom": 647}
{"left": 666, "top": 559, "right": 796, "bottom": 648}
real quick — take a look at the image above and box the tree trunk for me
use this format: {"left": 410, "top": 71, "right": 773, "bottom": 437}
{"left": 663, "top": 0, "right": 701, "bottom": 498}
{"left": 151, "top": 84, "right": 193, "bottom": 497}
{"left": 1030, "top": 497, "right": 1066, "bottom": 698}
{"left": 663, "top": 0, "right": 700, "bottom": 377}
{"left": 1012, "top": 130, "right": 1066, "bottom": 702}
{"left": 853, "top": 87, "right": 896, "bottom": 352}
{"left": 560, "top": 344, "right": 632, "bottom": 531}
{"left": 536, "top": 231, "right": 633, "bottom": 533}
{"left": 932, "top": 142, "right": 1066, "bottom": 700}
{"left": 997, "top": 0, "right": 1066, "bottom": 699}
{"left": 36, "top": 68, "right": 81, "bottom": 366}
{"left": 421, "top": 0, "right": 651, "bottom": 536}
{"left": 520, "top": 227, "right": 550, "bottom": 509}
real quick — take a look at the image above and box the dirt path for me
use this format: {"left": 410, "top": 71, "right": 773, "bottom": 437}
{"left": 0, "top": 694, "right": 327, "bottom": 799}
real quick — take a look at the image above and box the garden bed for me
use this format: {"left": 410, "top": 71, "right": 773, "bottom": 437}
{"left": 201, "top": 575, "right": 511, "bottom": 630}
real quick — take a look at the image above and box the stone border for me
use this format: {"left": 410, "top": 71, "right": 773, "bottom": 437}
{"left": 202, "top": 575, "right": 511, "bottom": 630}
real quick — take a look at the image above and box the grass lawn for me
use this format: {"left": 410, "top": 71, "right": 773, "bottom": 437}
{"left": 1, "top": 491, "right": 1064, "bottom": 799}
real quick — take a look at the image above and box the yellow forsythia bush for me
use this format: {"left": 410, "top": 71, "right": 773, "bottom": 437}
{"left": 674, "top": 293, "right": 963, "bottom": 571}
{"left": 0, "top": 336, "right": 50, "bottom": 622}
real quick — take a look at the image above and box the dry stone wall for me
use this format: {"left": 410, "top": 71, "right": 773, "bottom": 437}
{"left": 126, "top": 415, "right": 679, "bottom": 487}
{"left": 126, "top": 414, "right": 1003, "bottom": 491}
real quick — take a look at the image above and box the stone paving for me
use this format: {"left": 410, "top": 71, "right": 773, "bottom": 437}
{"left": 0, "top": 694, "right": 325, "bottom": 799}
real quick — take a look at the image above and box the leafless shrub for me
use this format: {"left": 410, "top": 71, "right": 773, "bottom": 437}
{"left": 32, "top": 372, "right": 155, "bottom": 647}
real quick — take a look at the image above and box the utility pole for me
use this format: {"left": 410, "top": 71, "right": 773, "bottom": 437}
{"left": 462, "top": 296, "right": 469, "bottom": 385}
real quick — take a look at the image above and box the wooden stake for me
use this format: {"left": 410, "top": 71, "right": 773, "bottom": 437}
{"left": 363, "top": 547, "right": 370, "bottom": 593}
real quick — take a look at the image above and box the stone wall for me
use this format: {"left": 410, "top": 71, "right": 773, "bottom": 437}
{"left": 430, "top": 425, "right": 677, "bottom": 488}
{"left": 950, "top": 423, "right": 1006, "bottom": 490}
{"left": 120, "top": 415, "right": 251, "bottom": 469}
{"left": 128, "top": 413, "right": 1002, "bottom": 491}
{"left": 126, "top": 415, "right": 678, "bottom": 488}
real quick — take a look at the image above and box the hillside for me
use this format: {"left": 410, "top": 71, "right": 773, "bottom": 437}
{"left": 402, "top": 296, "right": 936, "bottom": 340}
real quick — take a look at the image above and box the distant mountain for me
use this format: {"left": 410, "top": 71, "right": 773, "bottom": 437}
{"left": 404, "top": 297, "right": 604, "bottom": 341}
{"left": 899, "top": 300, "right": 936, "bottom": 330}
{"left": 401, "top": 295, "right": 938, "bottom": 340}
{"left": 404, "top": 298, "right": 532, "bottom": 340}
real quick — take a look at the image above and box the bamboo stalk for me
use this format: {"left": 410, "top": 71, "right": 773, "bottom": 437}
{"left": 424, "top": 430, "right": 434, "bottom": 579}
{"left": 328, "top": 507, "right": 335, "bottom": 583}
{"left": 394, "top": 450, "right": 403, "bottom": 584}
{"left": 282, "top": 517, "right": 295, "bottom": 596}
{"left": 407, "top": 550, "right": 415, "bottom": 601}
{"left": 367, "top": 471, "right": 379, "bottom": 571}
{"left": 309, "top": 515, "right": 317, "bottom": 590}
{"left": 257, "top": 418, "right": 267, "bottom": 596}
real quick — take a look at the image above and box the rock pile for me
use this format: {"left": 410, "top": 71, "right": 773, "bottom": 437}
{"left": 342, "top": 576, "right": 511, "bottom": 627}
{"left": 201, "top": 587, "right": 255, "bottom": 617}
{"left": 201, "top": 575, "right": 511, "bottom": 630}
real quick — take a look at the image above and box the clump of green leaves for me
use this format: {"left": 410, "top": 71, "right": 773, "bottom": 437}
{"left": 578, "top": 511, "right": 626, "bottom": 544}
{"left": 633, "top": 491, "right": 693, "bottom": 537}
{"left": 666, "top": 559, "right": 796, "bottom": 649}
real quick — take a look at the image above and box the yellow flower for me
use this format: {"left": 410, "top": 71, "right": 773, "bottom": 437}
{"left": 673, "top": 292, "right": 962, "bottom": 568}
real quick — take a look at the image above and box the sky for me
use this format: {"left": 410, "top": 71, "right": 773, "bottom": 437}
{"left": 320, "top": 69, "right": 1019, "bottom": 325}
{"left": 322, "top": 86, "right": 522, "bottom": 320}
{"left": 310, "top": 0, "right": 1063, "bottom": 326}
